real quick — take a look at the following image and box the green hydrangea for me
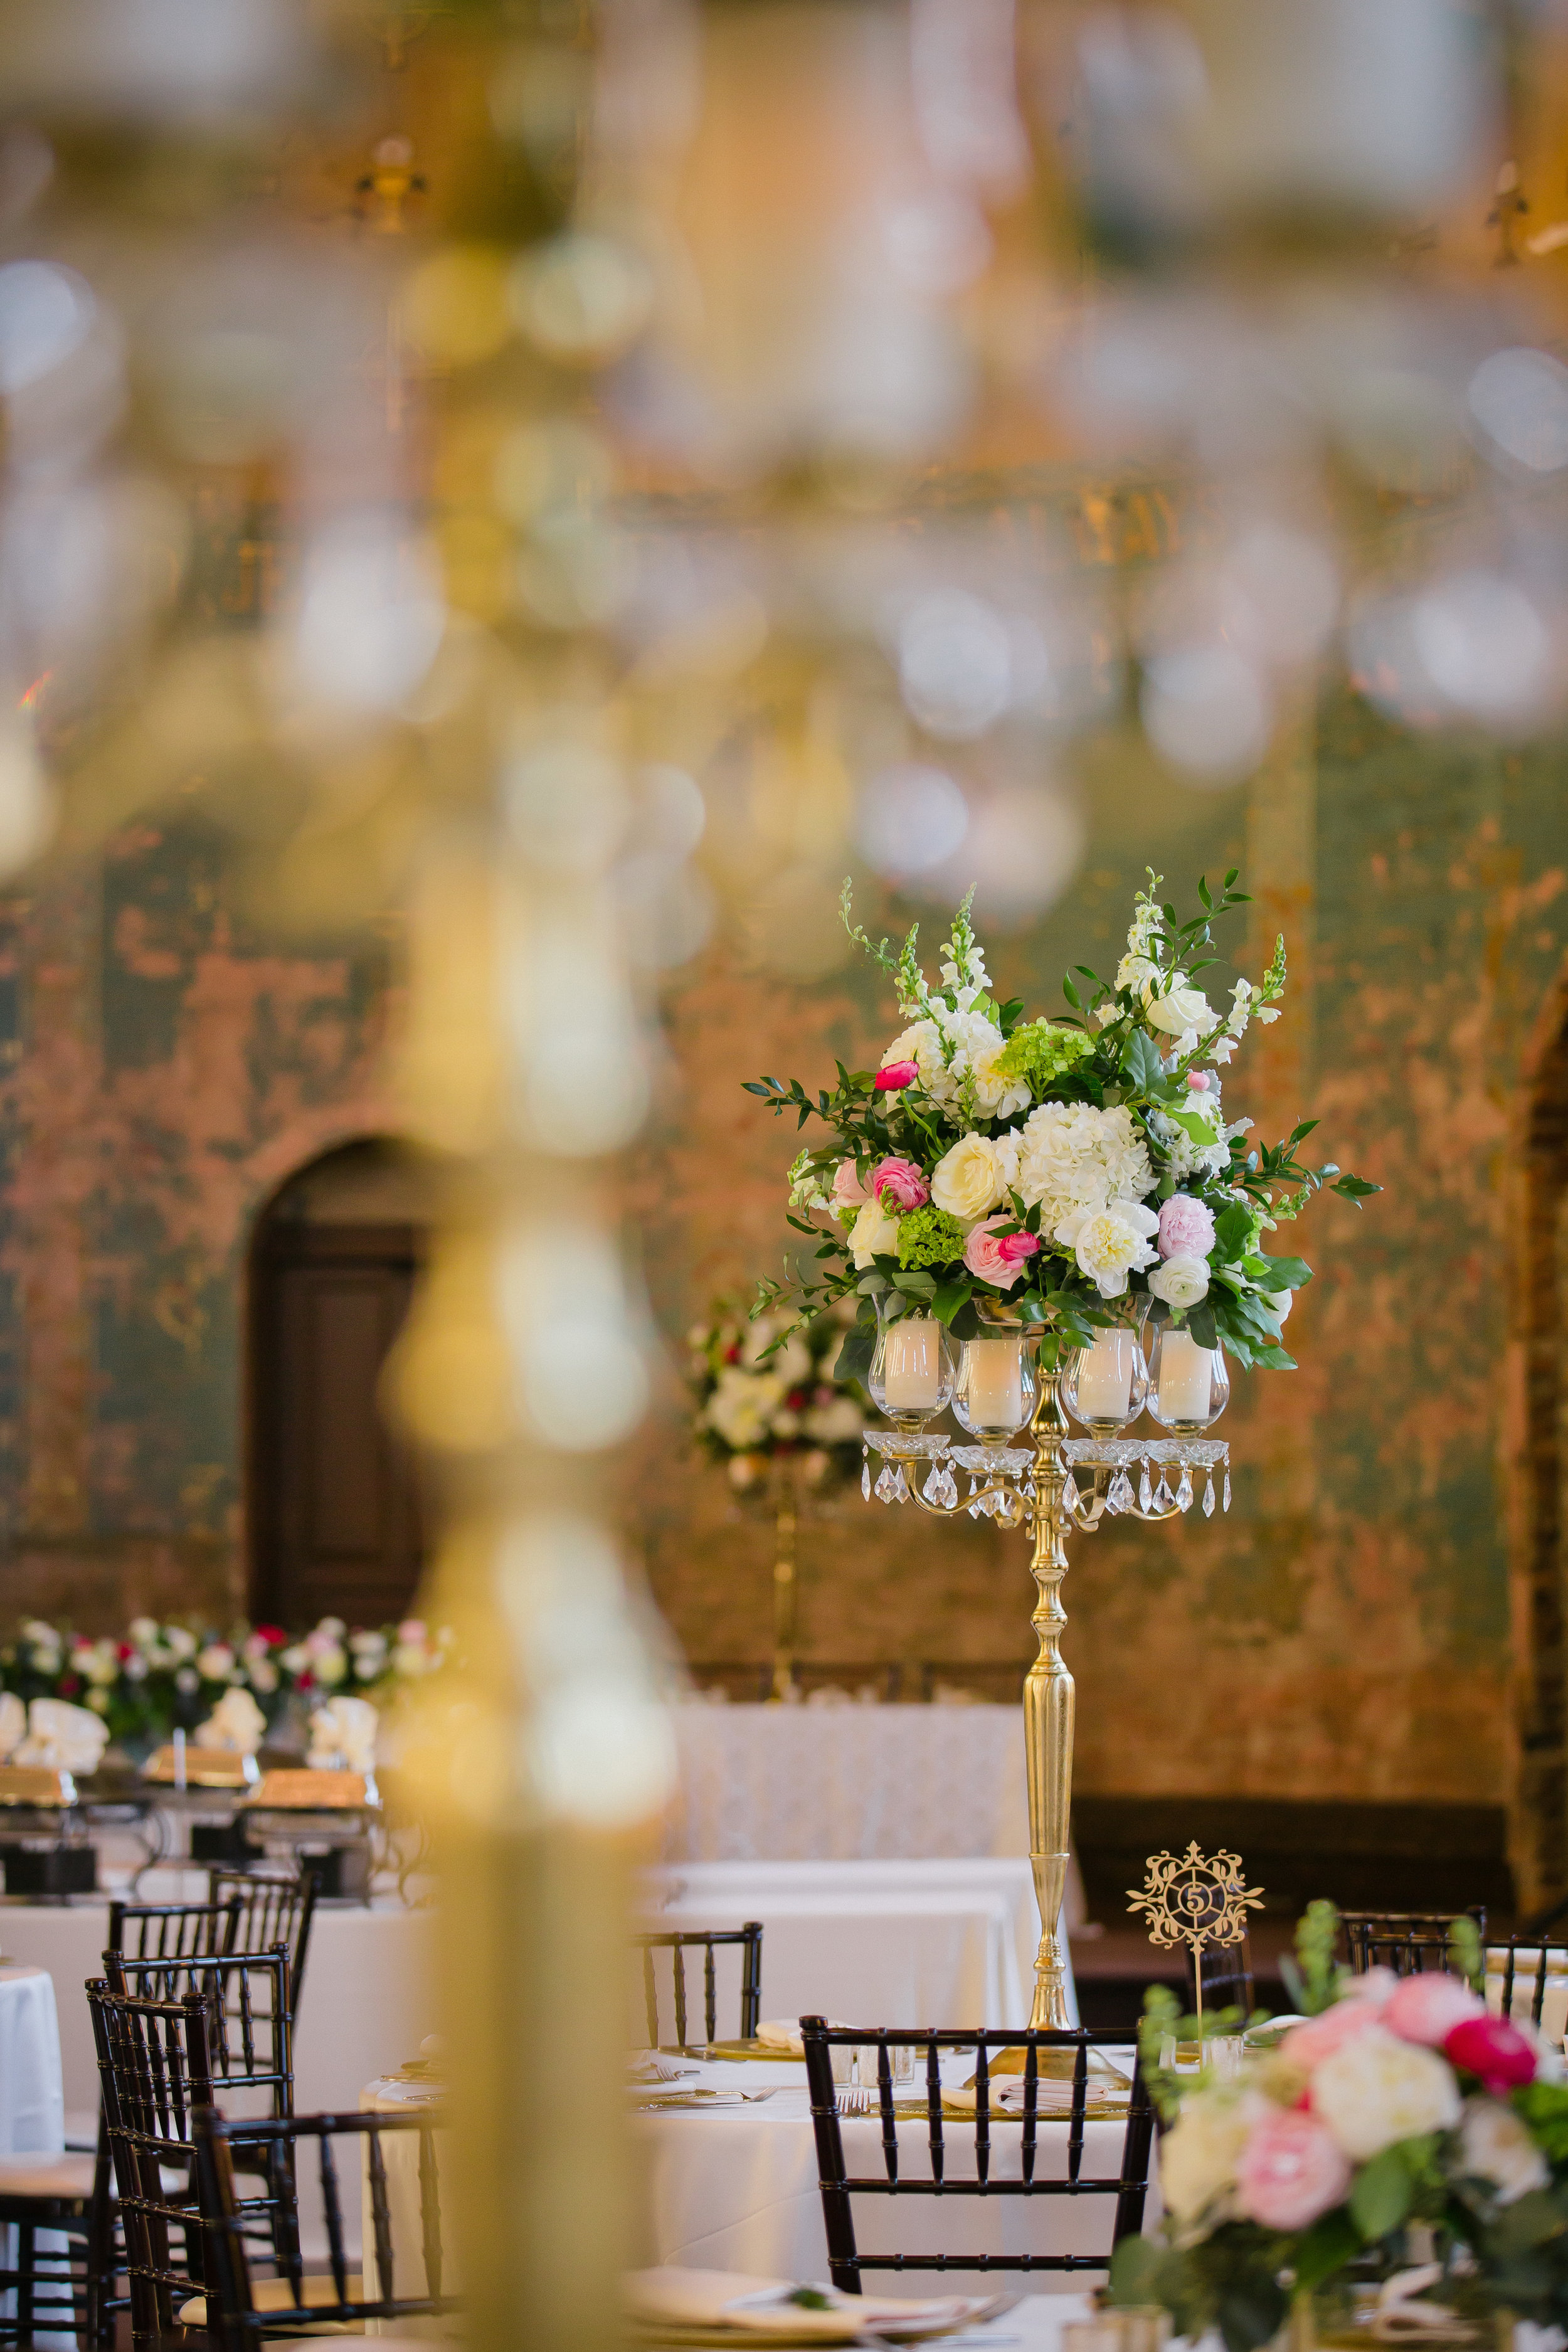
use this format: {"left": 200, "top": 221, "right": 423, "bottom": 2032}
{"left": 897, "top": 1205, "right": 968, "bottom": 1270}
{"left": 993, "top": 1020, "right": 1094, "bottom": 1096}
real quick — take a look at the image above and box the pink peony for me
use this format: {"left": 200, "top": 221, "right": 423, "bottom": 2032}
{"left": 1157, "top": 1193, "right": 1217, "bottom": 1261}
{"left": 965, "top": 1215, "right": 1027, "bottom": 1291}
{"left": 874, "top": 1060, "right": 919, "bottom": 1093}
{"left": 1281, "top": 1994, "right": 1388, "bottom": 2071}
{"left": 997, "top": 1229, "right": 1041, "bottom": 1267}
{"left": 1235, "top": 2108, "right": 1352, "bottom": 2231}
{"left": 1444, "top": 2015, "right": 1539, "bottom": 2094}
{"left": 832, "top": 1160, "right": 871, "bottom": 1210}
{"left": 1383, "top": 1974, "right": 1484, "bottom": 2048}
{"left": 872, "top": 1157, "right": 930, "bottom": 1212}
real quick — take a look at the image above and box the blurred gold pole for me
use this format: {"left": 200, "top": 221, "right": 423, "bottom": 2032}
{"left": 770, "top": 1465, "right": 798, "bottom": 1701}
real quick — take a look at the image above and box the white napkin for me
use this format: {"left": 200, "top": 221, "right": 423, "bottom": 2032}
{"left": 307, "top": 1695, "right": 378, "bottom": 1773}
{"left": 14, "top": 1698, "right": 109, "bottom": 1773}
{"left": 195, "top": 1688, "right": 266, "bottom": 1756}
{"left": 626, "top": 2269, "right": 980, "bottom": 2339}
{"left": 755, "top": 2020, "right": 849, "bottom": 2053}
{"left": 0, "top": 1692, "right": 24, "bottom": 1761}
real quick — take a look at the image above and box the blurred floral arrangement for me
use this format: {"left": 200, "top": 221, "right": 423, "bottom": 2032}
{"left": 1112, "top": 1903, "right": 1568, "bottom": 2350}
{"left": 686, "top": 1298, "right": 866, "bottom": 1490}
{"left": 0, "top": 1613, "right": 448, "bottom": 1749}
{"left": 750, "top": 872, "right": 1378, "bottom": 1377}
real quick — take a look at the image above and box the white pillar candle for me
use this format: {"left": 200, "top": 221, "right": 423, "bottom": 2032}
{"left": 883, "top": 1318, "right": 941, "bottom": 1411}
{"left": 1158, "top": 1328, "right": 1214, "bottom": 1422}
{"left": 965, "top": 1337, "right": 1023, "bottom": 1429}
{"left": 1074, "top": 1330, "right": 1135, "bottom": 1422}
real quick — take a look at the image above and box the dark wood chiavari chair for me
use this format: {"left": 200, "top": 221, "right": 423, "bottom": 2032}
{"left": 800, "top": 2019, "right": 1157, "bottom": 2295}
{"left": 1342, "top": 1909, "right": 1487, "bottom": 1978}
{"left": 192, "top": 2107, "right": 459, "bottom": 2351}
{"left": 106, "top": 1897, "right": 243, "bottom": 1966}
{"left": 1187, "top": 1937, "right": 1255, "bottom": 2015}
{"left": 1481, "top": 1935, "right": 1568, "bottom": 2030}
{"left": 634, "top": 1922, "right": 764, "bottom": 2048}
{"left": 205, "top": 1869, "right": 319, "bottom": 2009}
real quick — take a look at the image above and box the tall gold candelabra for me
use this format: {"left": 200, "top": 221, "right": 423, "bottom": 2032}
{"left": 864, "top": 1365, "right": 1229, "bottom": 2030}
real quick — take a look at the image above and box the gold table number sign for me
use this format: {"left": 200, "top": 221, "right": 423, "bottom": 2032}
{"left": 1129, "top": 1841, "right": 1265, "bottom": 2030}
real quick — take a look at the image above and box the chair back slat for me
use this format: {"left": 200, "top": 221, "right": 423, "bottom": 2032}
{"left": 1486, "top": 1935, "right": 1568, "bottom": 2030}
{"left": 206, "top": 1869, "right": 319, "bottom": 2008}
{"left": 107, "top": 1898, "right": 240, "bottom": 1966}
{"left": 1342, "top": 1909, "right": 1486, "bottom": 1978}
{"left": 800, "top": 2020, "right": 1155, "bottom": 2295}
{"left": 632, "top": 1923, "right": 764, "bottom": 2050}
{"left": 418, "top": 2122, "right": 443, "bottom": 2304}
{"left": 105, "top": 1948, "right": 294, "bottom": 2113}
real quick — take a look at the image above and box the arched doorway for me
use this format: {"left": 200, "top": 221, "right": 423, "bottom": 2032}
{"left": 248, "top": 1138, "right": 430, "bottom": 1629}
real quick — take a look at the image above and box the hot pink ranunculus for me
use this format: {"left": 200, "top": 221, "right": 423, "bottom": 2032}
{"left": 1235, "top": 2108, "right": 1352, "bottom": 2231}
{"left": 1444, "top": 2014, "right": 1540, "bottom": 2094}
{"left": 1383, "top": 1973, "right": 1484, "bottom": 2048}
{"left": 1185, "top": 1071, "right": 1212, "bottom": 1092}
{"left": 1157, "top": 1193, "right": 1217, "bottom": 1261}
{"left": 832, "top": 1160, "right": 871, "bottom": 1210}
{"left": 997, "top": 1229, "right": 1041, "bottom": 1267}
{"left": 873, "top": 1157, "right": 930, "bottom": 1212}
{"left": 1281, "top": 1994, "right": 1387, "bottom": 2071}
{"left": 965, "top": 1215, "right": 1026, "bottom": 1291}
{"left": 874, "top": 1060, "right": 919, "bottom": 1093}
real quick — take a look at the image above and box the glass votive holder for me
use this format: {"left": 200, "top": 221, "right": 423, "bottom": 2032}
{"left": 868, "top": 1298, "right": 956, "bottom": 1433}
{"left": 953, "top": 1326, "right": 1037, "bottom": 1442}
{"left": 830, "top": 2041, "right": 916, "bottom": 2087}
{"left": 1064, "top": 2313, "right": 1170, "bottom": 2352}
{"left": 1061, "top": 1325, "right": 1148, "bottom": 1433}
{"left": 1145, "top": 1320, "right": 1229, "bottom": 1433}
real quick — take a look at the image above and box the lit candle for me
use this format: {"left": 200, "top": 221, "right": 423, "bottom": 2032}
{"left": 1074, "top": 1330, "right": 1135, "bottom": 1424}
{"left": 965, "top": 1337, "right": 1023, "bottom": 1430}
{"left": 883, "top": 1318, "right": 941, "bottom": 1412}
{"left": 1158, "top": 1328, "right": 1214, "bottom": 1422}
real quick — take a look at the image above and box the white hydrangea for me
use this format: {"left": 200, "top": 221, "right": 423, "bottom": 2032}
{"left": 1014, "top": 1103, "right": 1155, "bottom": 1226}
{"left": 1147, "top": 1098, "right": 1229, "bottom": 1182}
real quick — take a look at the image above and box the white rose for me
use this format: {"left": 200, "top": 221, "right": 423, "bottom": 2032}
{"left": 83, "top": 1645, "right": 120, "bottom": 1687}
{"left": 280, "top": 1645, "right": 309, "bottom": 1675}
{"left": 127, "top": 1617, "right": 158, "bottom": 1648}
{"left": 1459, "top": 2097, "right": 1549, "bottom": 2205}
{"left": 1159, "top": 2087, "right": 1259, "bottom": 2225}
{"left": 850, "top": 1195, "right": 901, "bottom": 1269}
{"left": 313, "top": 1643, "right": 347, "bottom": 1687}
{"left": 1147, "top": 1253, "right": 1210, "bottom": 1311}
{"left": 931, "top": 1133, "right": 1017, "bottom": 1223}
{"left": 248, "top": 1659, "right": 278, "bottom": 1695}
{"left": 1312, "top": 2027, "right": 1460, "bottom": 2160}
{"left": 1054, "top": 1199, "right": 1161, "bottom": 1298}
{"left": 1145, "top": 978, "right": 1219, "bottom": 1039}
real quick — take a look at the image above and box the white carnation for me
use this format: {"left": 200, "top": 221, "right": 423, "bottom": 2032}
{"left": 1459, "top": 2097, "right": 1549, "bottom": 2205}
{"left": 1312, "top": 2027, "right": 1460, "bottom": 2161}
{"left": 1015, "top": 1103, "right": 1155, "bottom": 1227}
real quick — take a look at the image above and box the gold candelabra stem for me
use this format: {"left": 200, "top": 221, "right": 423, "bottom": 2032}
{"left": 771, "top": 1469, "right": 798, "bottom": 1701}
{"left": 1025, "top": 1365, "right": 1075, "bottom": 2030}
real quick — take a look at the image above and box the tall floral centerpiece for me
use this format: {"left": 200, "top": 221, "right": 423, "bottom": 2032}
{"left": 746, "top": 871, "right": 1377, "bottom": 2030}
{"left": 686, "top": 1298, "right": 866, "bottom": 1695}
{"left": 1115, "top": 1907, "right": 1568, "bottom": 2352}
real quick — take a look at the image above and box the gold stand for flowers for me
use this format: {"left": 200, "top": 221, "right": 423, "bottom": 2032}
{"left": 771, "top": 1471, "right": 799, "bottom": 1701}
{"left": 865, "top": 1355, "right": 1228, "bottom": 2032}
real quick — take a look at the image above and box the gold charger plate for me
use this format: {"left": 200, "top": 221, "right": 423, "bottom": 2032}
{"left": 677, "top": 2040, "right": 805, "bottom": 2064}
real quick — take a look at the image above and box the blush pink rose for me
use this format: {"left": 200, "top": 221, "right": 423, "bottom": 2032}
{"left": 832, "top": 1160, "right": 871, "bottom": 1210}
{"left": 874, "top": 1060, "right": 919, "bottom": 1093}
{"left": 1383, "top": 1974, "right": 1484, "bottom": 2048}
{"left": 1157, "top": 1193, "right": 1217, "bottom": 1261}
{"left": 1444, "top": 2015, "right": 1539, "bottom": 2094}
{"left": 1235, "top": 2109, "right": 1352, "bottom": 2231}
{"left": 872, "top": 1156, "right": 930, "bottom": 1212}
{"left": 965, "top": 1215, "right": 1026, "bottom": 1291}
{"left": 1281, "top": 1994, "right": 1389, "bottom": 2071}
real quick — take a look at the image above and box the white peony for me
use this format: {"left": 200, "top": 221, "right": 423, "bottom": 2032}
{"left": 1015, "top": 1103, "right": 1155, "bottom": 1227}
{"left": 931, "top": 1132, "right": 1018, "bottom": 1223}
{"left": 1147, "top": 1252, "right": 1210, "bottom": 1310}
{"left": 1159, "top": 2087, "right": 1260, "bottom": 2225}
{"left": 1459, "top": 2097, "right": 1549, "bottom": 2205}
{"left": 1145, "top": 979, "right": 1218, "bottom": 1039}
{"left": 707, "top": 1366, "right": 783, "bottom": 1449}
{"left": 1054, "top": 1199, "right": 1161, "bottom": 1298}
{"left": 1312, "top": 2027, "right": 1461, "bottom": 2160}
{"left": 850, "top": 1195, "right": 901, "bottom": 1269}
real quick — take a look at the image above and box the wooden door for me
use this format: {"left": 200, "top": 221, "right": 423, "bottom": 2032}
{"left": 250, "top": 1222, "right": 423, "bottom": 1628}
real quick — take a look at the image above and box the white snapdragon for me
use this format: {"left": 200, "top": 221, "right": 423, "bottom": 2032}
{"left": 1015, "top": 1103, "right": 1155, "bottom": 1228}
{"left": 1055, "top": 1199, "right": 1161, "bottom": 1296}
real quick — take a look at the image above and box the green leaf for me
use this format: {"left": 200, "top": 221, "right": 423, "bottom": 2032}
{"left": 1120, "top": 1028, "right": 1165, "bottom": 1096}
{"left": 834, "top": 1323, "right": 876, "bottom": 1385}
{"left": 1350, "top": 2148, "right": 1413, "bottom": 2242}
{"left": 892, "top": 1269, "right": 936, "bottom": 1296}
{"left": 1062, "top": 973, "right": 1083, "bottom": 1011}
{"left": 1333, "top": 1174, "right": 1382, "bottom": 1199}
{"left": 1167, "top": 1108, "right": 1222, "bottom": 1145}
{"left": 1184, "top": 1302, "right": 1219, "bottom": 1350}
{"left": 1292, "top": 2210, "right": 1362, "bottom": 2292}
{"left": 1212, "top": 1202, "right": 1253, "bottom": 1261}
{"left": 932, "top": 1276, "right": 974, "bottom": 1325}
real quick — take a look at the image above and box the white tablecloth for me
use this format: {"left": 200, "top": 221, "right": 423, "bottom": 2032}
{"left": 640, "top": 1861, "right": 1076, "bottom": 2036}
{"left": 667, "top": 1706, "right": 1034, "bottom": 1863}
{"left": 0, "top": 1966, "right": 63, "bottom": 2156}
{"left": 0, "top": 1894, "right": 434, "bottom": 2122}
{"left": 633, "top": 2049, "right": 1150, "bottom": 2289}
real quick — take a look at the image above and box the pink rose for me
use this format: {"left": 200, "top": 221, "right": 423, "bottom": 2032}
{"left": 965, "top": 1215, "right": 1026, "bottom": 1291}
{"left": 1157, "top": 1194, "right": 1216, "bottom": 1261}
{"left": 1281, "top": 1993, "right": 1388, "bottom": 2071}
{"left": 873, "top": 1157, "right": 930, "bottom": 1212}
{"left": 874, "top": 1060, "right": 919, "bottom": 1093}
{"left": 1235, "top": 2109, "right": 1352, "bottom": 2231}
{"left": 1384, "top": 1974, "right": 1484, "bottom": 2048}
{"left": 1444, "top": 2015, "right": 1539, "bottom": 2094}
{"left": 997, "top": 1229, "right": 1041, "bottom": 1267}
{"left": 832, "top": 1160, "right": 871, "bottom": 1210}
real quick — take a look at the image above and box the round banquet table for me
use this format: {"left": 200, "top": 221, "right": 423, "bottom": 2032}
{"left": 0, "top": 1966, "right": 64, "bottom": 2158}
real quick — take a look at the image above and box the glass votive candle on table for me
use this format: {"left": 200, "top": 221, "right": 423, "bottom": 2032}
{"left": 830, "top": 2041, "right": 918, "bottom": 2088}
{"left": 869, "top": 1298, "right": 956, "bottom": 1431}
{"left": 1145, "top": 1319, "right": 1229, "bottom": 1433}
{"left": 1062, "top": 1324, "right": 1147, "bottom": 1433}
{"left": 954, "top": 1310, "right": 1037, "bottom": 1444}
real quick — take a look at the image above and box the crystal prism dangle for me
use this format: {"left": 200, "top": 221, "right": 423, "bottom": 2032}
{"left": 938, "top": 1466, "right": 958, "bottom": 1508}
{"left": 862, "top": 1459, "right": 872, "bottom": 1501}
{"left": 1203, "top": 1473, "right": 1216, "bottom": 1518}
{"left": 1138, "top": 1459, "right": 1153, "bottom": 1513}
{"left": 892, "top": 1468, "right": 909, "bottom": 1504}
{"left": 1062, "top": 1471, "right": 1080, "bottom": 1515}
{"left": 1108, "top": 1468, "right": 1135, "bottom": 1514}
{"left": 923, "top": 1465, "right": 946, "bottom": 1505}
{"left": 1153, "top": 1471, "right": 1175, "bottom": 1512}
{"left": 1223, "top": 1468, "right": 1231, "bottom": 1511}
{"left": 1175, "top": 1465, "right": 1194, "bottom": 1512}
{"left": 874, "top": 1466, "right": 896, "bottom": 1503}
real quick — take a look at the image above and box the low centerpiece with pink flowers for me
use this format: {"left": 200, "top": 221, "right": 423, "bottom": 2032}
{"left": 1113, "top": 1907, "right": 1568, "bottom": 2350}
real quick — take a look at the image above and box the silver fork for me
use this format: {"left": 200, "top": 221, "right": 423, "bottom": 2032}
{"left": 835, "top": 2085, "right": 876, "bottom": 2116}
